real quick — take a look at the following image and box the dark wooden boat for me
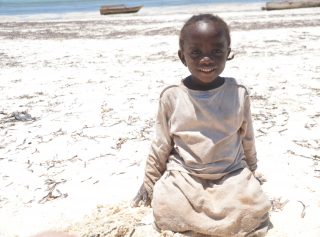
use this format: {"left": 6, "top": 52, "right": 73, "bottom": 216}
{"left": 262, "top": 0, "right": 320, "bottom": 11}
{"left": 99, "top": 4, "right": 143, "bottom": 15}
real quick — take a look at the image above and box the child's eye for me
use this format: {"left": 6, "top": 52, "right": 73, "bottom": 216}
{"left": 191, "top": 49, "right": 201, "bottom": 56}
{"left": 212, "top": 49, "right": 223, "bottom": 55}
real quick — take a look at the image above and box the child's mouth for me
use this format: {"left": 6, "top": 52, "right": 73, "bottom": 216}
{"left": 198, "top": 67, "right": 215, "bottom": 73}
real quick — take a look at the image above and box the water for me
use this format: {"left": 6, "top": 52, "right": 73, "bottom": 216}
{"left": 0, "top": 0, "right": 264, "bottom": 15}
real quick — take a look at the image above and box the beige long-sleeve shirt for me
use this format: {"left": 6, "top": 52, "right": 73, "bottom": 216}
{"left": 144, "top": 77, "right": 257, "bottom": 193}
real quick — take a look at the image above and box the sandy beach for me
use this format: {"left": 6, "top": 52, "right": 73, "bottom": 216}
{"left": 0, "top": 2, "right": 320, "bottom": 237}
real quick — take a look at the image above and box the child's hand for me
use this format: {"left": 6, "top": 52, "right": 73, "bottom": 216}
{"left": 131, "top": 183, "right": 151, "bottom": 207}
{"left": 253, "top": 171, "right": 267, "bottom": 185}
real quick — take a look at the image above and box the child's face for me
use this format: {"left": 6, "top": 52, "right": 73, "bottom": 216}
{"left": 179, "top": 21, "right": 230, "bottom": 85}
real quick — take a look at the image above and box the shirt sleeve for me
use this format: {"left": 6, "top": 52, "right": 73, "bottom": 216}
{"left": 241, "top": 94, "right": 258, "bottom": 172}
{"left": 144, "top": 99, "right": 173, "bottom": 195}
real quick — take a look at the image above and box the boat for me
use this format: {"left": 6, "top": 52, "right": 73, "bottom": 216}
{"left": 99, "top": 4, "right": 143, "bottom": 15}
{"left": 262, "top": 0, "right": 320, "bottom": 10}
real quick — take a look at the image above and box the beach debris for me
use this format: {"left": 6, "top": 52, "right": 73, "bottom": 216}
{"left": 287, "top": 149, "right": 318, "bottom": 160}
{"left": 12, "top": 111, "right": 34, "bottom": 121}
{"left": 298, "top": 200, "right": 307, "bottom": 218}
{"left": 270, "top": 197, "right": 289, "bottom": 212}
{"left": 313, "top": 157, "right": 320, "bottom": 178}
{"left": 65, "top": 202, "right": 153, "bottom": 237}
{"left": 126, "top": 115, "right": 139, "bottom": 125}
{"left": 252, "top": 102, "right": 290, "bottom": 137}
{"left": 293, "top": 139, "right": 319, "bottom": 149}
{"left": 0, "top": 111, "right": 35, "bottom": 123}
{"left": 138, "top": 119, "right": 154, "bottom": 140}
{"left": 39, "top": 179, "right": 67, "bottom": 204}
{"left": 0, "top": 195, "right": 9, "bottom": 205}
{"left": 115, "top": 137, "right": 128, "bottom": 150}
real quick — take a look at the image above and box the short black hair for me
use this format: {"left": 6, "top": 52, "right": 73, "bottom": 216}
{"left": 179, "top": 14, "right": 231, "bottom": 50}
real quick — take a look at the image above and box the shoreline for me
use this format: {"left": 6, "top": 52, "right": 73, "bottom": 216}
{"left": 0, "top": 1, "right": 265, "bottom": 17}
{"left": 1, "top": 4, "right": 320, "bottom": 41}
{"left": 0, "top": 2, "right": 265, "bottom": 21}
{"left": 0, "top": 4, "right": 320, "bottom": 237}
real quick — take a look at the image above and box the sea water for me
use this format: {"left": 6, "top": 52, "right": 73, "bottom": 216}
{"left": 0, "top": 0, "right": 265, "bottom": 15}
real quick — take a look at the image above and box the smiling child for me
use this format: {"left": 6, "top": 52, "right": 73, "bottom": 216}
{"left": 132, "top": 14, "right": 271, "bottom": 236}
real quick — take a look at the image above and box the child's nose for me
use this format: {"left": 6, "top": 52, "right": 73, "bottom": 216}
{"left": 200, "top": 55, "right": 214, "bottom": 64}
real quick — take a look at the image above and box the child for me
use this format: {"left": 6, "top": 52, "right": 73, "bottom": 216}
{"left": 132, "top": 14, "right": 271, "bottom": 236}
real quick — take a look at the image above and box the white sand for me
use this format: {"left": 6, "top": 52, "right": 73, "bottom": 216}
{"left": 0, "top": 3, "right": 320, "bottom": 237}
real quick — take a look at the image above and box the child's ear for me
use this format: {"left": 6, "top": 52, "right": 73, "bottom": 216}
{"left": 178, "top": 50, "right": 187, "bottom": 67}
{"left": 227, "top": 47, "right": 231, "bottom": 57}
{"left": 227, "top": 48, "right": 234, "bottom": 61}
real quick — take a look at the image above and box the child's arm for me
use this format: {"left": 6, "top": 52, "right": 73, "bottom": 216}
{"left": 241, "top": 94, "right": 257, "bottom": 172}
{"left": 132, "top": 99, "right": 173, "bottom": 206}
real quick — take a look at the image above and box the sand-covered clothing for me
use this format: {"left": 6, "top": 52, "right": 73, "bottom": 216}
{"left": 143, "top": 77, "right": 271, "bottom": 235}
{"left": 144, "top": 77, "right": 257, "bottom": 193}
{"left": 152, "top": 168, "right": 271, "bottom": 236}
